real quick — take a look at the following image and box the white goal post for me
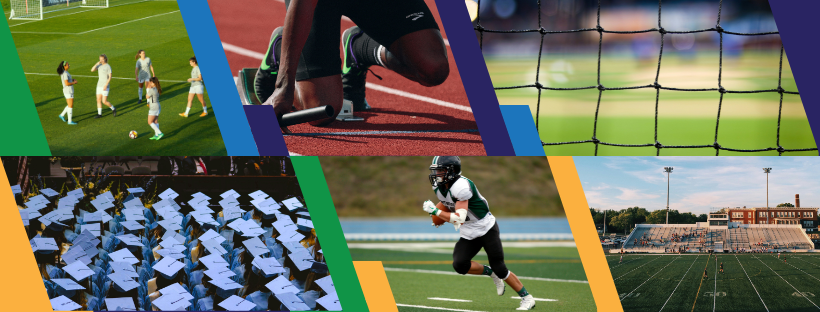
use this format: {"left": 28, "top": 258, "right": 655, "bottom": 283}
{"left": 9, "top": 0, "right": 109, "bottom": 20}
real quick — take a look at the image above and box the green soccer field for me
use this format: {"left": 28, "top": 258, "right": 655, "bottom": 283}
{"left": 610, "top": 253, "right": 820, "bottom": 311}
{"left": 349, "top": 242, "right": 595, "bottom": 311}
{"left": 6, "top": 0, "right": 226, "bottom": 155}
{"left": 486, "top": 52, "right": 817, "bottom": 156}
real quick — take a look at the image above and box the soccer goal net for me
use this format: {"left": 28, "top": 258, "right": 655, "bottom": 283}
{"left": 9, "top": 0, "right": 109, "bottom": 20}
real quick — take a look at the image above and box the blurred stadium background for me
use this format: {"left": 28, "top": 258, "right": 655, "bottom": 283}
{"left": 475, "top": 0, "right": 816, "bottom": 155}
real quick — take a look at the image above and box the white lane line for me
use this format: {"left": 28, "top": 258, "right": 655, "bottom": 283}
{"left": 615, "top": 255, "right": 663, "bottom": 281}
{"left": 384, "top": 267, "right": 588, "bottom": 284}
{"left": 736, "top": 255, "right": 769, "bottom": 312}
{"left": 25, "top": 73, "right": 187, "bottom": 83}
{"left": 288, "top": 151, "right": 303, "bottom": 156}
{"left": 621, "top": 256, "right": 681, "bottom": 302}
{"left": 754, "top": 255, "right": 820, "bottom": 309}
{"left": 11, "top": 10, "right": 179, "bottom": 35}
{"left": 221, "top": 42, "right": 471, "bottom": 112}
{"left": 510, "top": 297, "right": 557, "bottom": 302}
{"left": 659, "top": 255, "right": 700, "bottom": 312}
{"left": 428, "top": 297, "right": 472, "bottom": 302}
{"left": 397, "top": 304, "right": 485, "bottom": 312}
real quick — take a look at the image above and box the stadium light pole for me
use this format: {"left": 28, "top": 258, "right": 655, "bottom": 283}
{"left": 763, "top": 168, "right": 772, "bottom": 224}
{"left": 665, "top": 167, "right": 673, "bottom": 225}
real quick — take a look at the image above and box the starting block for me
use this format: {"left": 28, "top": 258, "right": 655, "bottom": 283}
{"left": 237, "top": 67, "right": 364, "bottom": 122}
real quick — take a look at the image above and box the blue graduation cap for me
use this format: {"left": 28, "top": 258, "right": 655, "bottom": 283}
{"left": 315, "top": 275, "right": 336, "bottom": 295}
{"left": 265, "top": 275, "right": 300, "bottom": 295}
{"left": 104, "top": 297, "right": 137, "bottom": 311}
{"left": 10, "top": 184, "right": 21, "bottom": 195}
{"left": 158, "top": 188, "right": 179, "bottom": 200}
{"left": 316, "top": 292, "right": 342, "bottom": 311}
{"left": 50, "top": 295, "right": 82, "bottom": 311}
{"left": 107, "top": 271, "right": 139, "bottom": 292}
{"left": 127, "top": 187, "right": 145, "bottom": 196}
{"left": 40, "top": 188, "right": 59, "bottom": 198}
{"left": 220, "top": 189, "right": 240, "bottom": 200}
{"left": 63, "top": 261, "right": 95, "bottom": 281}
{"left": 218, "top": 295, "right": 256, "bottom": 311}
{"left": 275, "top": 292, "right": 311, "bottom": 311}
{"left": 281, "top": 197, "right": 304, "bottom": 211}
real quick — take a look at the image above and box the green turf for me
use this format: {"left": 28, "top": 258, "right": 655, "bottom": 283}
{"left": 609, "top": 253, "right": 820, "bottom": 312}
{"left": 486, "top": 52, "right": 817, "bottom": 156}
{"left": 8, "top": 0, "right": 226, "bottom": 155}
{"left": 350, "top": 242, "right": 595, "bottom": 311}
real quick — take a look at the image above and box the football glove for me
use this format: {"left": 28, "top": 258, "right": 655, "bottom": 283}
{"left": 422, "top": 200, "right": 440, "bottom": 216}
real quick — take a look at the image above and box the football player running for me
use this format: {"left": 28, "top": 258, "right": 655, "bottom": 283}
{"left": 422, "top": 156, "right": 536, "bottom": 310}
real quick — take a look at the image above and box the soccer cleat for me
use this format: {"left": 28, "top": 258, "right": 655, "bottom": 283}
{"left": 155, "top": 133, "right": 164, "bottom": 140}
{"left": 112, "top": 107, "right": 117, "bottom": 117}
{"left": 342, "top": 26, "right": 373, "bottom": 111}
{"left": 59, "top": 115, "right": 66, "bottom": 122}
{"left": 490, "top": 272, "right": 506, "bottom": 296}
{"left": 179, "top": 113, "right": 188, "bottom": 118}
{"left": 516, "top": 295, "right": 536, "bottom": 310}
{"left": 94, "top": 114, "right": 102, "bottom": 119}
{"left": 254, "top": 26, "right": 283, "bottom": 104}
{"left": 200, "top": 112, "right": 208, "bottom": 117}
{"left": 67, "top": 121, "right": 78, "bottom": 125}
{"left": 149, "top": 135, "right": 158, "bottom": 140}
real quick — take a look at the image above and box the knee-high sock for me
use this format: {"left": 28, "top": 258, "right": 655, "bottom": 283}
{"left": 98, "top": 108, "right": 102, "bottom": 115}
{"left": 60, "top": 106, "right": 69, "bottom": 117}
{"left": 150, "top": 123, "right": 161, "bottom": 136}
{"left": 185, "top": 107, "right": 190, "bottom": 115}
{"left": 138, "top": 87, "right": 143, "bottom": 100}
{"left": 67, "top": 108, "right": 73, "bottom": 123}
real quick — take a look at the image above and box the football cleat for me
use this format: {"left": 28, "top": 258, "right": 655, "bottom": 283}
{"left": 179, "top": 113, "right": 188, "bottom": 118}
{"left": 94, "top": 114, "right": 102, "bottom": 119}
{"left": 112, "top": 107, "right": 117, "bottom": 117}
{"left": 155, "top": 133, "right": 164, "bottom": 140}
{"left": 200, "top": 112, "right": 208, "bottom": 117}
{"left": 490, "top": 272, "right": 506, "bottom": 296}
{"left": 67, "top": 121, "right": 78, "bottom": 125}
{"left": 342, "top": 26, "right": 373, "bottom": 112}
{"left": 516, "top": 295, "right": 536, "bottom": 310}
{"left": 59, "top": 115, "right": 66, "bottom": 122}
{"left": 254, "top": 26, "right": 283, "bottom": 104}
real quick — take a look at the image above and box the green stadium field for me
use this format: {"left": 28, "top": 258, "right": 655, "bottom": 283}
{"left": 486, "top": 52, "right": 817, "bottom": 156}
{"left": 609, "top": 253, "right": 820, "bottom": 311}
{"left": 349, "top": 241, "right": 595, "bottom": 311}
{"left": 5, "top": 0, "right": 226, "bottom": 155}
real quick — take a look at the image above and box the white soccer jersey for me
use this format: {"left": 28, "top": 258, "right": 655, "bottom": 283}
{"left": 434, "top": 176, "right": 495, "bottom": 240}
{"left": 60, "top": 71, "right": 73, "bottom": 91}
{"left": 97, "top": 64, "right": 111, "bottom": 89}
{"left": 147, "top": 87, "right": 159, "bottom": 105}
{"left": 136, "top": 57, "right": 152, "bottom": 79}
{"left": 190, "top": 66, "right": 203, "bottom": 88}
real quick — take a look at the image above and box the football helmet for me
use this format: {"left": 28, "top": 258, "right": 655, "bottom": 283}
{"left": 429, "top": 156, "right": 462, "bottom": 187}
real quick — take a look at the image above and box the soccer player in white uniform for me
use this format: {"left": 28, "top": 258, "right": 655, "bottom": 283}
{"left": 134, "top": 50, "right": 155, "bottom": 103}
{"left": 90, "top": 54, "right": 116, "bottom": 118}
{"left": 57, "top": 61, "right": 78, "bottom": 125}
{"left": 180, "top": 57, "right": 207, "bottom": 117}
{"left": 422, "top": 156, "right": 536, "bottom": 310}
{"left": 146, "top": 77, "right": 164, "bottom": 140}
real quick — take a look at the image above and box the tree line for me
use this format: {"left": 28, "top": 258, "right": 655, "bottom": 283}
{"left": 590, "top": 207, "right": 707, "bottom": 234}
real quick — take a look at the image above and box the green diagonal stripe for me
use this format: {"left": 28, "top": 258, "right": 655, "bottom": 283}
{"left": 0, "top": 6, "right": 50, "bottom": 155}
{"left": 292, "top": 156, "right": 369, "bottom": 311}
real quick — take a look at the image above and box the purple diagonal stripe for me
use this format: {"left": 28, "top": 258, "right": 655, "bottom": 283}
{"left": 769, "top": 0, "right": 820, "bottom": 148}
{"left": 244, "top": 106, "right": 289, "bottom": 156}
{"left": 434, "top": 0, "right": 515, "bottom": 156}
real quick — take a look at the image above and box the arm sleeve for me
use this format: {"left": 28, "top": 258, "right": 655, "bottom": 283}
{"left": 451, "top": 180, "right": 473, "bottom": 201}
{"left": 136, "top": 60, "right": 140, "bottom": 68}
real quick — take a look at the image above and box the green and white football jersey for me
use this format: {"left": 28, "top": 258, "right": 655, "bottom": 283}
{"left": 434, "top": 176, "right": 496, "bottom": 240}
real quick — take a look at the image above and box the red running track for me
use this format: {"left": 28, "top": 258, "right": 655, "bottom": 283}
{"left": 209, "top": 0, "right": 485, "bottom": 155}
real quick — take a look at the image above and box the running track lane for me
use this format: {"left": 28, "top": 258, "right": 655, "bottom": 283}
{"left": 209, "top": 0, "right": 485, "bottom": 156}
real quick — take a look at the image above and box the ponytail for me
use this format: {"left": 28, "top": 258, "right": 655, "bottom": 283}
{"left": 151, "top": 77, "right": 162, "bottom": 95}
{"left": 135, "top": 49, "right": 145, "bottom": 60}
{"left": 57, "top": 61, "right": 65, "bottom": 75}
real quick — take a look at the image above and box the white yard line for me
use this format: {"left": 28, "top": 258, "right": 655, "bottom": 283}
{"left": 659, "top": 255, "right": 700, "bottom": 312}
{"left": 754, "top": 256, "right": 820, "bottom": 309}
{"left": 509, "top": 297, "right": 557, "bottom": 302}
{"left": 25, "top": 73, "right": 186, "bottom": 83}
{"left": 384, "top": 267, "right": 588, "bottom": 284}
{"left": 221, "top": 42, "right": 471, "bottom": 112}
{"left": 781, "top": 257, "right": 820, "bottom": 283}
{"left": 428, "top": 297, "right": 472, "bottom": 303}
{"left": 621, "top": 256, "right": 681, "bottom": 302}
{"left": 713, "top": 254, "right": 717, "bottom": 312}
{"left": 615, "top": 255, "right": 663, "bottom": 281}
{"left": 396, "top": 304, "right": 485, "bottom": 312}
{"left": 609, "top": 257, "right": 643, "bottom": 271}
{"left": 736, "top": 255, "right": 769, "bottom": 312}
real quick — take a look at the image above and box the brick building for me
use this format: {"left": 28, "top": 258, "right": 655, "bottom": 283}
{"left": 726, "top": 194, "right": 818, "bottom": 230}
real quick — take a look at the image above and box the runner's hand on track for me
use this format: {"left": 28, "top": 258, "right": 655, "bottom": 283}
{"left": 267, "top": 83, "right": 295, "bottom": 133}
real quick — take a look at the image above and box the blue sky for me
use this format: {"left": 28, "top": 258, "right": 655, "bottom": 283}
{"left": 574, "top": 157, "right": 820, "bottom": 215}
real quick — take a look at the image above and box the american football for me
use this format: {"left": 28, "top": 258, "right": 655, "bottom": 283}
{"left": 432, "top": 205, "right": 450, "bottom": 226}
